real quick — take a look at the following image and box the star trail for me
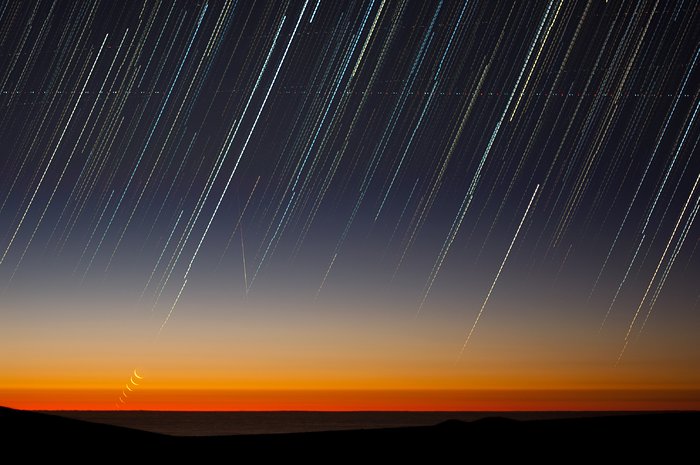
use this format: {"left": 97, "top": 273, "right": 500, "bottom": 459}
{"left": 1, "top": 0, "right": 699, "bottom": 410}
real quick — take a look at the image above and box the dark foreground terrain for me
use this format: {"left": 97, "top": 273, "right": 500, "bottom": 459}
{"left": 2, "top": 406, "right": 697, "bottom": 461}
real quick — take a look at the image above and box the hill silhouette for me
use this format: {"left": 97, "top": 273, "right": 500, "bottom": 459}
{"left": 2, "top": 406, "right": 697, "bottom": 461}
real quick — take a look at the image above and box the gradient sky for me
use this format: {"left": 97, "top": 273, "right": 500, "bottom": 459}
{"left": 1, "top": 0, "right": 699, "bottom": 411}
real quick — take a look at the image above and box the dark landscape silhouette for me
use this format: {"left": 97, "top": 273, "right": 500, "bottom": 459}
{"left": 2, "top": 406, "right": 697, "bottom": 461}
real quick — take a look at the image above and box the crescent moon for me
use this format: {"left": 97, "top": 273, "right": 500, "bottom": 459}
{"left": 133, "top": 370, "right": 143, "bottom": 380}
{"left": 130, "top": 376, "right": 140, "bottom": 386}
{"left": 118, "top": 397, "right": 126, "bottom": 404}
{"left": 125, "top": 384, "right": 133, "bottom": 391}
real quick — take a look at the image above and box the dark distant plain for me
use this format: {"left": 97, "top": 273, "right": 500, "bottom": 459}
{"left": 38, "top": 409, "right": 692, "bottom": 436}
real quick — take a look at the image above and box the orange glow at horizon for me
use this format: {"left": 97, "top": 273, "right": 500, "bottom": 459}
{"left": 3, "top": 294, "right": 699, "bottom": 412}
{"left": 4, "top": 388, "right": 700, "bottom": 412}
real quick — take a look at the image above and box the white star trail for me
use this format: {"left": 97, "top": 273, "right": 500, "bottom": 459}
{"left": 0, "top": 33, "right": 108, "bottom": 266}
{"left": 458, "top": 184, "right": 539, "bottom": 360}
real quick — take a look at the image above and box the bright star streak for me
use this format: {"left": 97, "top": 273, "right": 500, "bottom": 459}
{"left": 0, "top": 33, "right": 108, "bottom": 266}
{"left": 458, "top": 184, "right": 539, "bottom": 360}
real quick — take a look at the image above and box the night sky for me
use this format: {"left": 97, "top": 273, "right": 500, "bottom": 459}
{"left": 1, "top": 0, "right": 699, "bottom": 410}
